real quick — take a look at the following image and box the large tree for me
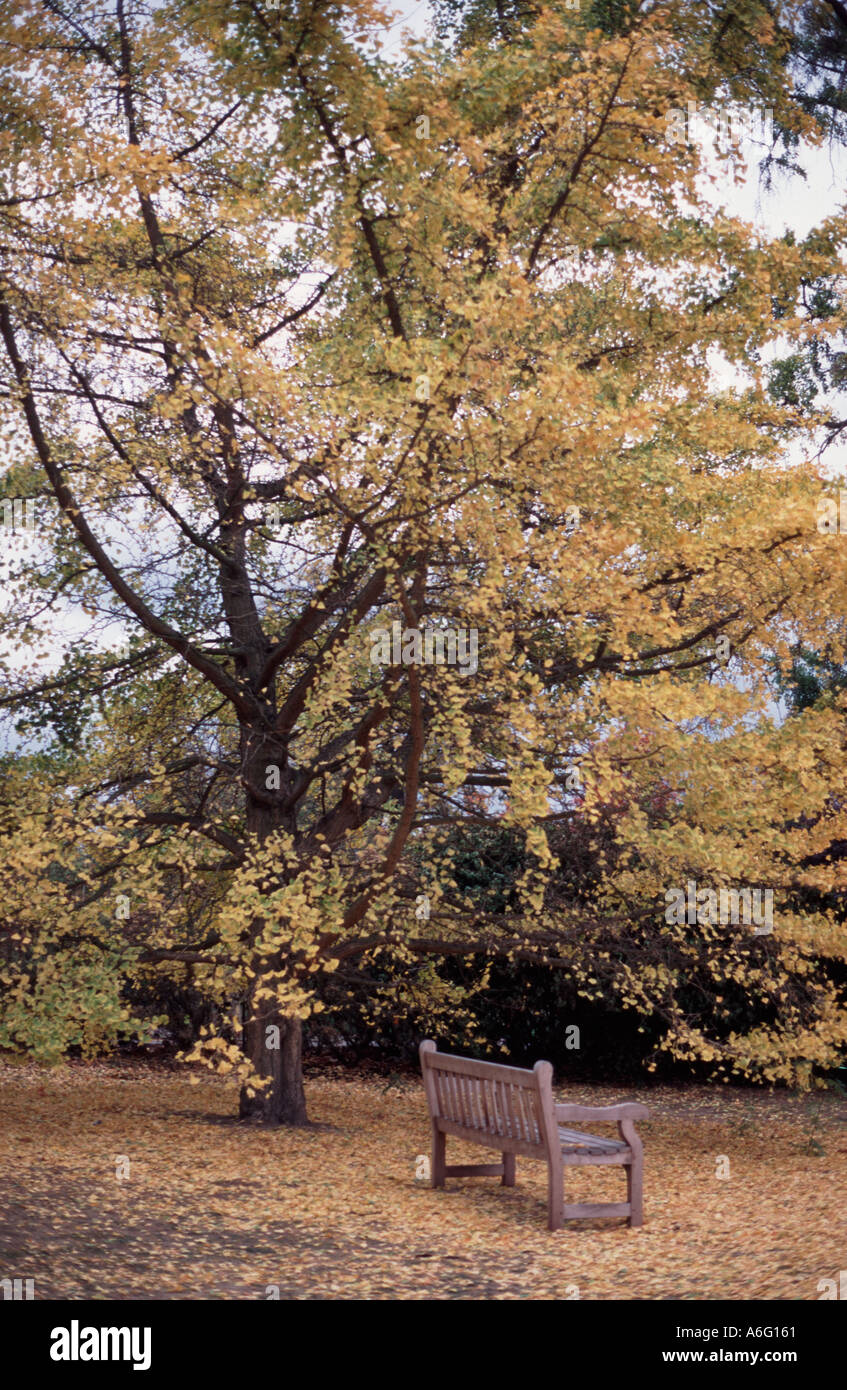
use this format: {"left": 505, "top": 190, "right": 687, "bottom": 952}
{"left": 1, "top": 0, "right": 845, "bottom": 1121}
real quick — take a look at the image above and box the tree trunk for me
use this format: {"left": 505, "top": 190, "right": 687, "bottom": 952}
{"left": 238, "top": 726, "right": 309, "bottom": 1125}
{"left": 239, "top": 1007, "right": 307, "bottom": 1126}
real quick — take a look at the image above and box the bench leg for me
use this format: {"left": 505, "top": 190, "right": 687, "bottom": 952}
{"left": 547, "top": 1165, "right": 563, "bottom": 1231}
{"left": 501, "top": 1152, "right": 516, "bottom": 1187}
{"left": 627, "top": 1153, "right": 643, "bottom": 1227}
{"left": 431, "top": 1125, "right": 446, "bottom": 1189}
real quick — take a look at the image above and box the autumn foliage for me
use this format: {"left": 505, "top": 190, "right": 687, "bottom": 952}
{"left": 1, "top": 0, "right": 847, "bottom": 1121}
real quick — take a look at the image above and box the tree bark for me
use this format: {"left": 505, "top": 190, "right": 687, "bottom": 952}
{"left": 238, "top": 728, "right": 309, "bottom": 1125}
{"left": 239, "top": 1005, "right": 307, "bottom": 1126}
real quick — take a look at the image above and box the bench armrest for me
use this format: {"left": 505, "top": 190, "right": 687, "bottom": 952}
{"left": 555, "top": 1102, "right": 649, "bottom": 1152}
{"left": 554, "top": 1102, "right": 649, "bottom": 1123}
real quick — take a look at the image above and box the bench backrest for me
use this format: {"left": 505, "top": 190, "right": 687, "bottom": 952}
{"left": 420, "top": 1040, "right": 557, "bottom": 1160}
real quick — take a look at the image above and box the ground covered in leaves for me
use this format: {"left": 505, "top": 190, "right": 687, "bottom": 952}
{"left": 1, "top": 1057, "right": 845, "bottom": 1300}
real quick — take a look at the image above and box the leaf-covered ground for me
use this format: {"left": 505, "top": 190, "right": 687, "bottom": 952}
{"left": 1, "top": 1058, "right": 845, "bottom": 1300}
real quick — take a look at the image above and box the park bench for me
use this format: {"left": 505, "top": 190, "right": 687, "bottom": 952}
{"left": 419, "top": 1040, "right": 649, "bottom": 1230}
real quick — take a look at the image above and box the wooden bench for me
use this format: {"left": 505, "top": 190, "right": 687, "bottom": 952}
{"left": 419, "top": 1040, "right": 649, "bottom": 1230}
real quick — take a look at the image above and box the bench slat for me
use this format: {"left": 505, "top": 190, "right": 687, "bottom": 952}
{"left": 557, "top": 1126, "right": 628, "bottom": 1154}
{"left": 561, "top": 1150, "right": 631, "bottom": 1166}
{"left": 435, "top": 1116, "right": 548, "bottom": 1158}
{"left": 452, "top": 1073, "right": 462, "bottom": 1126}
{"left": 562, "top": 1202, "right": 631, "bottom": 1220}
{"left": 425, "top": 1052, "right": 538, "bottom": 1086}
{"left": 523, "top": 1087, "right": 542, "bottom": 1144}
{"left": 506, "top": 1082, "right": 518, "bottom": 1139}
{"left": 460, "top": 1074, "right": 471, "bottom": 1129}
{"left": 464, "top": 1075, "right": 476, "bottom": 1129}
{"left": 516, "top": 1084, "right": 530, "bottom": 1141}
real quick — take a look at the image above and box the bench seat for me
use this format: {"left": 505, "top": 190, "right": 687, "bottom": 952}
{"left": 558, "top": 1126, "right": 631, "bottom": 1159}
